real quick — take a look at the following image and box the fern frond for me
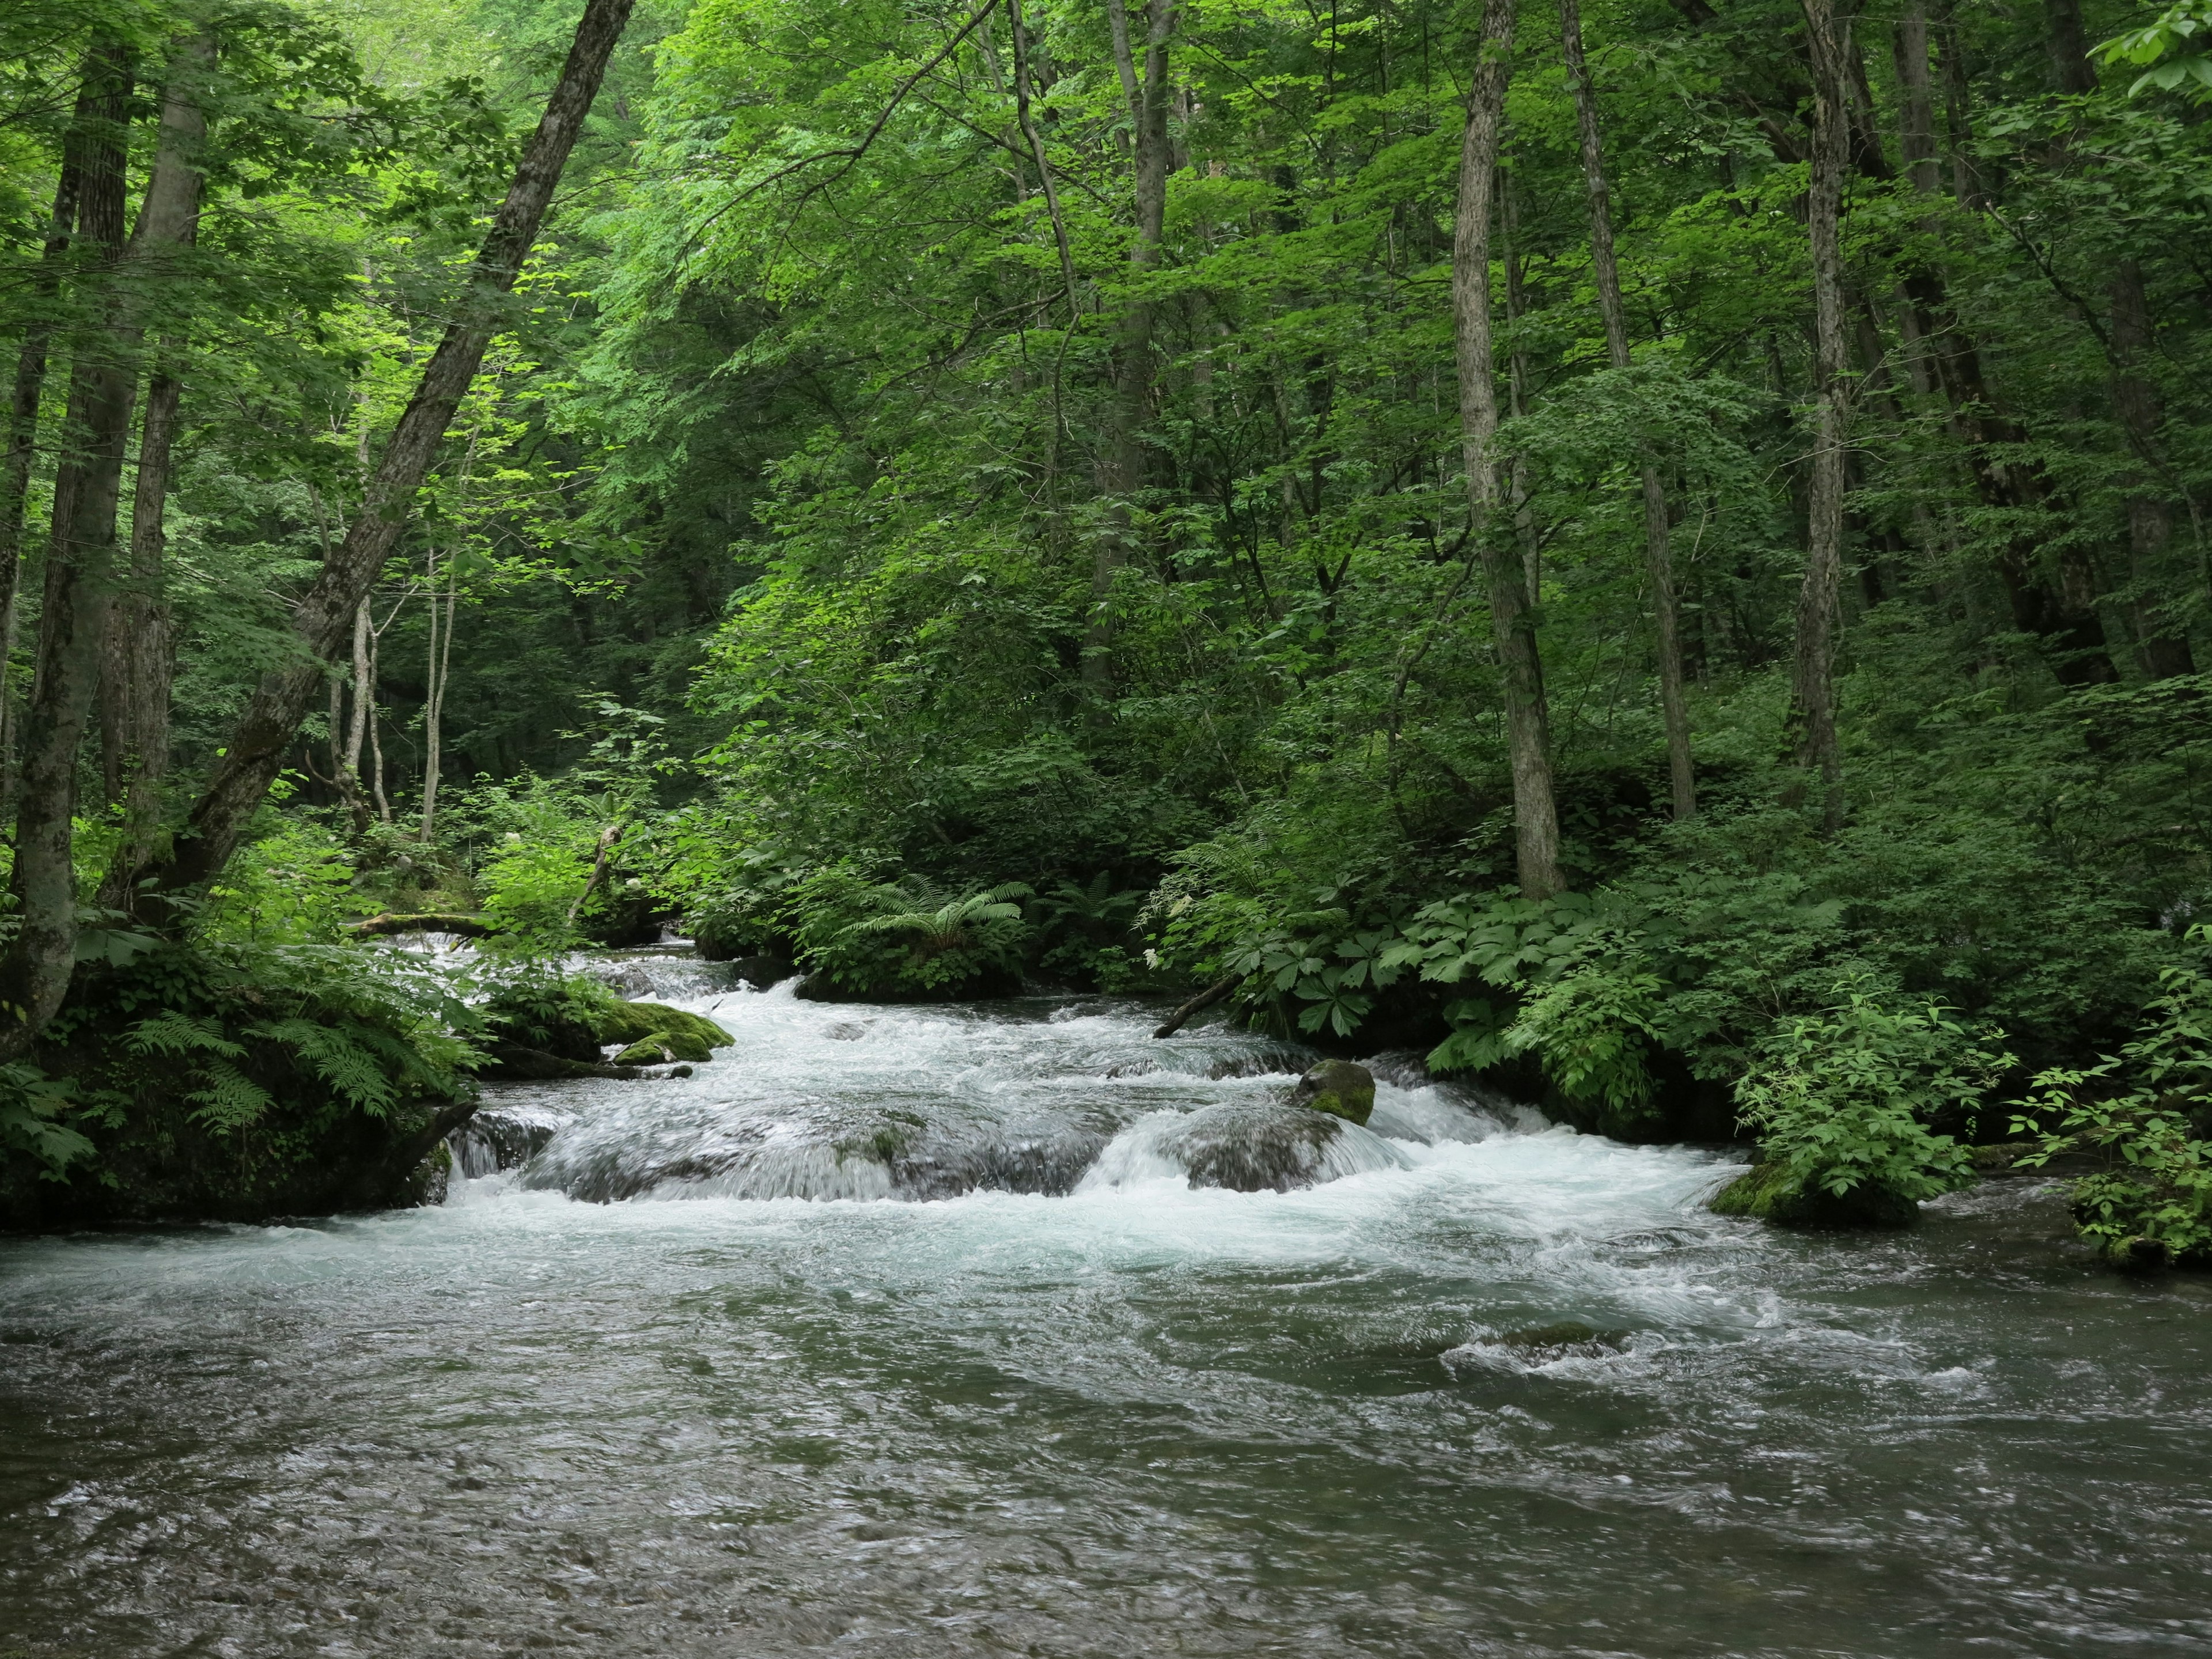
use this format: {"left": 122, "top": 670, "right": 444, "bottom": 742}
{"left": 187, "top": 1062, "right": 275, "bottom": 1133}
{"left": 127, "top": 1012, "right": 247, "bottom": 1060}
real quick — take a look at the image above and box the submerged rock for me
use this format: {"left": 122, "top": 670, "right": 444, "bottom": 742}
{"left": 1291, "top": 1059, "right": 1376, "bottom": 1126}
{"left": 1709, "top": 1160, "right": 1919, "bottom": 1230}
{"left": 1164, "top": 1100, "right": 1345, "bottom": 1192}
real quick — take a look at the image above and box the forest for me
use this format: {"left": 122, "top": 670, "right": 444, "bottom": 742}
{"left": 1, "top": 0, "right": 2209, "bottom": 1257}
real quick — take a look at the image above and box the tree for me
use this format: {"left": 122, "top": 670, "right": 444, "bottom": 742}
{"left": 1455, "top": 0, "right": 1562, "bottom": 899}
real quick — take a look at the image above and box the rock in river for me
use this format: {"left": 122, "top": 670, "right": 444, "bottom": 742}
{"left": 1291, "top": 1059, "right": 1376, "bottom": 1126}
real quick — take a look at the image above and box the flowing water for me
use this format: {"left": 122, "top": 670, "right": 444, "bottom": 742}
{"left": 3, "top": 949, "right": 2209, "bottom": 1657}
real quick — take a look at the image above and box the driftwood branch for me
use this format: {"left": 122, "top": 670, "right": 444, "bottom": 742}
{"left": 567, "top": 822, "right": 624, "bottom": 926}
{"left": 1154, "top": 973, "right": 1245, "bottom": 1039}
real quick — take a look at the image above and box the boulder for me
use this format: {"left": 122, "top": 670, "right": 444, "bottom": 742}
{"left": 1164, "top": 1101, "right": 1343, "bottom": 1192}
{"left": 1290, "top": 1059, "right": 1376, "bottom": 1126}
{"left": 612, "top": 1027, "right": 714, "bottom": 1066}
{"left": 1708, "top": 1160, "right": 1918, "bottom": 1230}
{"left": 594, "top": 999, "right": 733, "bottom": 1051}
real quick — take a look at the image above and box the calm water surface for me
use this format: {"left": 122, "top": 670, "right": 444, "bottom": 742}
{"left": 3, "top": 955, "right": 2208, "bottom": 1657}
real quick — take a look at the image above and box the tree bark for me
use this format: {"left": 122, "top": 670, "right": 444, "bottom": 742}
{"left": 1006, "top": 0, "right": 1078, "bottom": 313}
{"left": 96, "top": 365, "right": 183, "bottom": 909}
{"left": 0, "top": 37, "right": 209, "bottom": 1053}
{"left": 1560, "top": 0, "right": 1695, "bottom": 820}
{"left": 1455, "top": 0, "right": 1561, "bottom": 899}
{"left": 419, "top": 540, "right": 459, "bottom": 842}
{"left": 0, "top": 66, "right": 99, "bottom": 784}
{"left": 1090, "top": 0, "right": 1175, "bottom": 688}
{"left": 126, "top": 0, "right": 635, "bottom": 916}
{"left": 1792, "top": 0, "right": 1848, "bottom": 831}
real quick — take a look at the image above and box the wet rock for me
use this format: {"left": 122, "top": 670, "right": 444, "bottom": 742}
{"left": 449, "top": 1108, "right": 562, "bottom": 1178}
{"left": 1291, "top": 1059, "right": 1376, "bottom": 1126}
{"left": 612, "top": 1027, "right": 715, "bottom": 1066}
{"left": 732, "top": 955, "right": 798, "bottom": 989}
{"left": 1165, "top": 1100, "right": 1343, "bottom": 1192}
{"left": 594, "top": 1000, "right": 733, "bottom": 1052}
{"left": 586, "top": 963, "right": 657, "bottom": 999}
{"left": 1708, "top": 1160, "right": 1919, "bottom": 1230}
{"left": 1496, "top": 1321, "right": 1623, "bottom": 1355}
{"left": 824, "top": 1022, "right": 869, "bottom": 1041}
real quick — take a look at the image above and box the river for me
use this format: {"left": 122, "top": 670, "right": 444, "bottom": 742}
{"left": 3, "top": 948, "right": 2209, "bottom": 1656}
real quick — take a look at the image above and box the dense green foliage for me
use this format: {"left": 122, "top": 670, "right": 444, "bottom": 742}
{"left": 3, "top": 0, "right": 2211, "bottom": 1248}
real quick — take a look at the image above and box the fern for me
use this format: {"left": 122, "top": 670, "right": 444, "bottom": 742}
{"left": 187, "top": 1061, "right": 276, "bottom": 1134}
{"left": 126, "top": 1011, "right": 247, "bottom": 1060}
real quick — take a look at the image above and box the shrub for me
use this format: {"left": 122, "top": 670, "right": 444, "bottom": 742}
{"left": 1730, "top": 975, "right": 2009, "bottom": 1217}
{"left": 2010, "top": 940, "right": 2212, "bottom": 1268}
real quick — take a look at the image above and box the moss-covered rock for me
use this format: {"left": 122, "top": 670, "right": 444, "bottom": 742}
{"left": 612, "top": 1027, "right": 715, "bottom": 1066}
{"left": 594, "top": 1000, "right": 733, "bottom": 1051}
{"left": 1290, "top": 1059, "right": 1376, "bottom": 1126}
{"left": 1708, "top": 1160, "right": 1919, "bottom": 1230}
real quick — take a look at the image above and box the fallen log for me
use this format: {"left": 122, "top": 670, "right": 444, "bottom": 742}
{"left": 347, "top": 912, "right": 495, "bottom": 938}
{"left": 1153, "top": 974, "right": 1246, "bottom": 1039}
{"left": 481, "top": 1043, "right": 679, "bottom": 1081}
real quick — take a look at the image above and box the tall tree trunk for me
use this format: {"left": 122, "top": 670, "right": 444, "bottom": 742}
{"left": 1090, "top": 0, "right": 1175, "bottom": 688}
{"left": 0, "top": 67, "right": 98, "bottom": 785}
{"left": 1793, "top": 0, "right": 1848, "bottom": 831}
{"left": 419, "top": 544, "right": 458, "bottom": 843}
{"left": 1455, "top": 0, "right": 1561, "bottom": 899}
{"left": 345, "top": 596, "right": 374, "bottom": 779}
{"left": 0, "top": 35, "right": 209, "bottom": 1053}
{"left": 1560, "top": 0, "right": 1695, "bottom": 820}
{"left": 96, "top": 365, "right": 183, "bottom": 911}
{"left": 1006, "top": 0, "right": 1078, "bottom": 313}
{"left": 125, "top": 0, "right": 635, "bottom": 919}
{"left": 1499, "top": 161, "right": 1542, "bottom": 606}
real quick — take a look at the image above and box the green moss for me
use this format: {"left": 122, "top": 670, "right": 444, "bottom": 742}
{"left": 612, "top": 1027, "right": 715, "bottom": 1065}
{"left": 594, "top": 1001, "right": 733, "bottom": 1051}
{"left": 1709, "top": 1161, "right": 1919, "bottom": 1230}
{"left": 1292, "top": 1059, "right": 1375, "bottom": 1126}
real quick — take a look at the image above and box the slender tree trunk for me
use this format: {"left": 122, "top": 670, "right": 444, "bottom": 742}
{"left": 1090, "top": 0, "right": 1175, "bottom": 688}
{"left": 1560, "top": 0, "right": 1695, "bottom": 820}
{"left": 0, "top": 72, "right": 96, "bottom": 785}
{"left": 0, "top": 35, "right": 211, "bottom": 1052}
{"left": 1793, "top": 0, "right": 1849, "bottom": 831}
{"left": 346, "top": 596, "right": 372, "bottom": 775}
{"left": 419, "top": 544, "right": 459, "bottom": 842}
{"left": 1455, "top": 0, "right": 1561, "bottom": 899}
{"left": 1006, "top": 0, "right": 1078, "bottom": 313}
{"left": 96, "top": 365, "right": 182, "bottom": 911}
{"left": 126, "top": 0, "right": 635, "bottom": 918}
{"left": 1500, "top": 161, "right": 1542, "bottom": 606}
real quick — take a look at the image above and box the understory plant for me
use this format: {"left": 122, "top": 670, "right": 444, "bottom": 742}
{"left": 1734, "top": 975, "right": 2010, "bottom": 1206}
{"left": 813, "top": 879, "right": 1033, "bottom": 995}
{"left": 2010, "top": 938, "right": 2212, "bottom": 1267}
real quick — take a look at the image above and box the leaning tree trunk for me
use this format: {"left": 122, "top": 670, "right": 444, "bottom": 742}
{"left": 1454, "top": 0, "right": 1561, "bottom": 900}
{"left": 1560, "top": 0, "right": 1695, "bottom": 820}
{"left": 121, "top": 0, "right": 636, "bottom": 922}
{"left": 1089, "top": 0, "right": 1175, "bottom": 688}
{"left": 1792, "top": 0, "right": 1849, "bottom": 832}
{"left": 0, "top": 36, "right": 209, "bottom": 1055}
